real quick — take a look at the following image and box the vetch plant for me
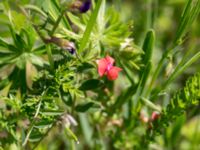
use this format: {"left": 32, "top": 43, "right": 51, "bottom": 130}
{"left": 0, "top": 0, "right": 200, "bottom": 150}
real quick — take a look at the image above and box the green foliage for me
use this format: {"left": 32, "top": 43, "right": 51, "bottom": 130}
{"left": 147, "top": 72, "right": 200, "bottom": 141}
{"left": 0, "top": 0, "right": 200, "bottom": 149}
{"left": 175, "top": 0, "right": 200, "bottom": 44}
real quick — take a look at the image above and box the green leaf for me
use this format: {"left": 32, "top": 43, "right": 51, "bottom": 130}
{"left": 120, "top": 50, "right": 143, "bottom": 60}
{"left": 10, "top": 11, "right": 27, "bottom": 32}
{"left": 79, "top": 0, "right": 103, "bottom": 53}
{"left": 34, "top": 120, "right": 52, "bottom": 129}
{"left": 0, "top": 78, "right": 10, "bottom": 90}
{"left": 33, "top": 45, "right": 46, "bottom": 55}
{"left": 0, "top": 13, "right": 9, "bottom": 25}
{"left": 41, "top": 0, "right": 71, "bottom": 31}
{"left": 41, "top": 110, "right": 64, "bottom": 116}
{"left": 142, "top": 29, "right": 155, "bottom": 65}
{"left": 60, "top": 90, "right": 73, "bottom": 106}
{"left": 174, "top": 0, "right": 200, "bottom": 44}
{"left": 67, "top": 12, "right": 85, "bottom": 31}
{"left": 139, "top": 62, "right": 152, "bottom": 93}
{"left": 20, "top": 27, "right": 36, "bottom": 50}
{"left": 24, "top": 4, "right": 48, "bottom": 18}
{"left": 0, "top": 38, "right": 9, "bottom": 47}
{"left": 29, "top": 131, "right": 43, "bottom": 142}
{"left": 29, "top": 54, "right": 45, "bottom": 67}
{"left": 77, "top": 62, "right": 95, "bottom": 72}
{"left": 147, "top": 72, "right": 200, "bottom": 140}
{"left": 79, "top": 79, "right": 104, "bottom": 91}
{"left": 75, "top": 102, "right": 95, "bottom": 112}
{"left": 15, "top": 34, "right": 28, "bottom": 51}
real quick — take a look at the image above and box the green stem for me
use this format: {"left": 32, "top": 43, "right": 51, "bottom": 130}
{"left": 146, "top": 0, "right": 152, "bottom": 30}
{"left": 163, "top": 51, "right": 200, "bottom": 90}
{"left": 116, "top": 56, "right": 135, "bottom": 85}
{"left": 65, "top": 126, "right": 79, "bottom": 144}
{"left": 46, "top": 44, "right": 54, "bottom": 70}
{"left": 151, "top": 50, "right": 200, "bottom": 100}
{"left": 22, "top": 99, "right": 42, "bottom": 146}
{"left": 50, "top": 9, "right": 66, "bottom": 36}
{"left": 31, "top": 120, "right": 57, "bottom": 150}
{"left": 145, "top": 45, "right": 176, "bottom": 97}
{"left": 22, "top": 125, "right": 33, "bottom": 147}
{"left": 141, "top": 97, "right": 161, "bottom": 112}
{"left": 70, "top": 140, "right": 76, "bottom": 150}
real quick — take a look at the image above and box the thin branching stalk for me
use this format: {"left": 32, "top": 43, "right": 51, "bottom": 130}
{"left": 50, "top": 9, "right": 66, "bottom": 36}
{"left": 31, "top": 120, "right": 58, "bottom": 150}
{"left": 22, "top": 99, "right": 42, "bottom": 146}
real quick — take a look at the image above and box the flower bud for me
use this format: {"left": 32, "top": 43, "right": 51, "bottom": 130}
{"left": 151, "top": 111, "right": 160, "bottom": 121}
{"left": 47, "top": 37, "right": 76, "bottom": 54}
{"left": 61, "top": 114, "right": 78, "bottom": 127}
{"left": 71, "top": 0, "right": 91, "bottom": 13}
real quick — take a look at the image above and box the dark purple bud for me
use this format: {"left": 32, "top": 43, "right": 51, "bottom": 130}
{"left": 71, "top": 0, "right": 91, "bottom": 13}
{"left": 62, "top": 41, "right": 76, "bottom": 55}
{"left": 47, "top": 37, "right": 76, "bottom": 55}
{"left": 79, "top": 0, "right": 91, "bottom": 13}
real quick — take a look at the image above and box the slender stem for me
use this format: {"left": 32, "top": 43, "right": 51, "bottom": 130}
{"left": 50, "top": 9, "right": 66, "bottom": 36}
{"left": 33, "top": 25, "right": 47, "bottom": 43}
{"left": 65, "top": 126, "right": 79, "bottom": 143}
{"left": 46, "top": 44, "right": 54, "bottom": 70}
{"left": 22, "top": 125, "right": 34, "bottom": 147}
{"left": 116, "top": 56, "right": 135, "bottom": 85}
{"left": 150, "top": 50, "right": 200, "bottom": 100}
{"left": 145, "top": 45, "right": 176, "bottom": 97}
{"left": 146, "top": 0, "right": 152, "bottom": 30}
{"left": 70, "top": 140, "right": 76, "bottom": 150}
{"left": 75, "top": 52, "right": 83, "bottom": 63}
{"left": 141, "top": 97, "right": 161, "bottom": 112}
{"left": 22, "top": 99, "right": 42, "bottom": 146}
{"left": 162, "top": 51, "right": 200, "bottom": 90}
{"left": 31, "top": 121, "right": 57, "bottom": 150}
{"left": 34, "top": 100, "right": 42, "bottom": 118}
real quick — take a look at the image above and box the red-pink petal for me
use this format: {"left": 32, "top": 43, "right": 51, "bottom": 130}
{"left": 107, "top": 66, "right": 122, "bottom": 80}
{"left": 97, "top": 58, "right": 109, "bottom": 76}
{"left": 105, "top": 55, "right": 115, "bottom": 65}
{"left": 151, "top": 111, "right": 160, "bottom": 121}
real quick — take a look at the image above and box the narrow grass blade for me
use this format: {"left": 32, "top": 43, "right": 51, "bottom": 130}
{"left": 79, "top": 113, "right": 93, "bottom": 147}
{"left": 78, "top": 0, "right": 103, "bottom": 53}
{"left": 174, "top": 0, "right": 200, "bottom": 44}
{"left": 142, "top": 29, "right": 155, "bottom": 65}
{"left": 164, "top": 51, "right": 200, "bottom": 89}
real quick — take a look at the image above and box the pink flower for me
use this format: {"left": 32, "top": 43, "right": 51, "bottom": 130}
{"left": 97, "top": 55, "right": 122, "bottom": 80}
{"left": 151, "top": 111, "right": 160, "bottom": 121}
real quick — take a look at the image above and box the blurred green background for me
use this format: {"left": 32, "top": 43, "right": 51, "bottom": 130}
{"left": 0, "top": 0, "right": 200, "bottom": 150}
